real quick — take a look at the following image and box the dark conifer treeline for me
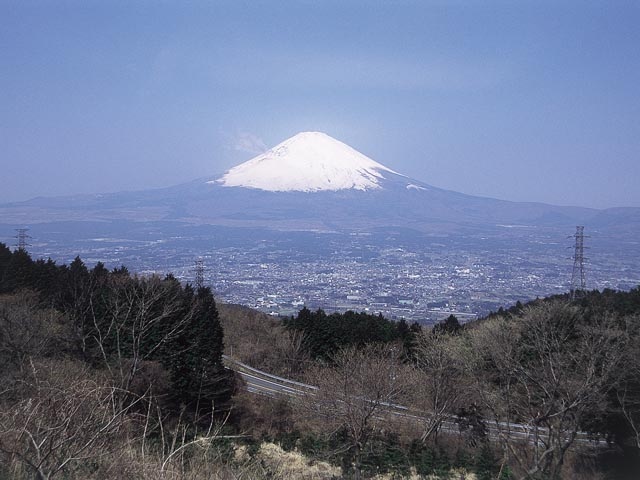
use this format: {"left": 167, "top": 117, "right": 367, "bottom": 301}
{"left": 283, "top": 306, "right": 422, "bottom": 360}
{"left": 0, "top": 243, "right": 232, "bottom": 418}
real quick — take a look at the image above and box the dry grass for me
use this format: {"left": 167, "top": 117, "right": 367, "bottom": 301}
{"left": 370, "top": 468, "right": 477, "bottom": 480}
{"left": 256, "top": 442, "right": 341, "bottom": 479}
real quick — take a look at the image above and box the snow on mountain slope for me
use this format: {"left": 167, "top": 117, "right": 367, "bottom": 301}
{"left": 213, "top": 131, "right": 401, "bottom": 192}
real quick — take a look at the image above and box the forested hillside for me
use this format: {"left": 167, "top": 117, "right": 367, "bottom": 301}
{"left": 0, "top": 244, "right": 235, "bottom": 478}
{"left": 2, "top": 242, "right": 640, "bottom": 479}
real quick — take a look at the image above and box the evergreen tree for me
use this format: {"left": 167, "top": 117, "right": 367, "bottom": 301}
{"left": 166, "top": 287, "right": 231, "bottom": 419}
{"left": 91, "top": 261, "right": 109, "bottom": 278}
{"left": 32, "top": 258, "right": 59, "bottom": 299}
{"left": 0, "top": 243, "right": 11, "bottom": 284}
{"left": 433, "top": 314, "right": 461, "bottom": 335}
{"left": 286, "top": 307, "right": 404, "bottom": 360}
{"left": 0, "top": 248, "right": 34, "bottom": 292}
{"left": 111, "top": 265, "right": 129, "bottom": 277}
{"left": 475, "top": 443, "right": 498, "bottom": 480}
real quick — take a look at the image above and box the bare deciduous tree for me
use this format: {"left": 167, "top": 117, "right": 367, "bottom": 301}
{"left": 616, "top": 314, "right": 640, "bottom": 449}
{"left": 0, "top": 359, "right": 144, "bottom": 480}
{"left": 410, "top": 329, "right": 465, "bottom": 444}
{"left": 275, "top": 328, "right": 310, "bottom": 378}
{"left": 298, "top": 343, "right": 408, "bottom": 480}
{"left": 461, "top": 302, "right": 626, "bottom": 480}
{"left": 89, "top": 275, "right": 190, "bottom": 392}
{"left": 0, "top": 291, "right": 68, "bottom": 374}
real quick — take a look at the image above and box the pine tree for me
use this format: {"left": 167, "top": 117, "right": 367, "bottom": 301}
{"left": 32, "top": 258, "right": 59, "bottom": 299}
{"left": 166, "top": 287, "right": 231, "bottom": 419}
{"left": 0, "top": 248, "right": 34, "bottom": 292}
{"left": 433, "top": 314, "right": 461, "bottom": 335}
{"left": 0, "top": 243, "right": 12, "bottom": 284}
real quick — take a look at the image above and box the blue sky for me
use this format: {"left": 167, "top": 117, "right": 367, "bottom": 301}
{"left": 1, "top": 0, "right": 639, "bottom": 208}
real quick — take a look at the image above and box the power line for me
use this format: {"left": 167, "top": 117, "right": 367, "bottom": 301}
{"left": 569, "top": 226, "right": 589, "bottom": 300}
{"left": 14, "top": 228, "right": 31, "bottom": 251}
{"left": 194, "top": 258, "right": 205, "bottom": 289}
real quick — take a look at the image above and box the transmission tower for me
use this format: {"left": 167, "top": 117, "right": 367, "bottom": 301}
{"left": 194, "top": 258, "right": 205, "bottom": 290}
{"left": 569, "top": 226, "right": 588, "bottom": 300}
{"left": 14, "top": 228, "right": 31, "bottom": 251}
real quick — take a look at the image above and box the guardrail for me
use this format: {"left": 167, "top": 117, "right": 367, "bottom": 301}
{"left": 223, "top": 355, "right": 317, "bottom": 391}
{"left": 223, "top": 354, "right": 607, "bottom": 447}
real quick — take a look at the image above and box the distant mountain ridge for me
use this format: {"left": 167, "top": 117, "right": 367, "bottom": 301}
{"left": 0, "top": 132, "right": 638, "bottom": 235}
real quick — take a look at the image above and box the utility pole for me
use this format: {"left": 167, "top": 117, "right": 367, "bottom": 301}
{"left": 14, "top": 228, "right": 31, "bottom": 251}
{"left": 569, "top": 226, "right": 588, "bottom": 300}
{"left": 194, "top": 258, "right": 205, "bottom": 290}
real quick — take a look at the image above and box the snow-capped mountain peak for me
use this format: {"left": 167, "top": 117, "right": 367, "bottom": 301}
{"left": 212, "top": 131, "right": 400, "bottom": 192}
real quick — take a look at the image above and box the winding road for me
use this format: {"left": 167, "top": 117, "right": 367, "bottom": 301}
{"left": 223, "top": 355, "right": 607, "bottom": 448}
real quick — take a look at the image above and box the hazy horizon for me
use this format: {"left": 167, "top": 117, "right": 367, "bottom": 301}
{"left": 2, "top": 1, "right": 639, "bottom": 209}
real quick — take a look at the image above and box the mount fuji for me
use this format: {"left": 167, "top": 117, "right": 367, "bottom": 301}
{"left": 1, "top": 132, "right": 639, "bottom": 235}
{"left": 215, "top": 131, "right": 402, "bottom": 192}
